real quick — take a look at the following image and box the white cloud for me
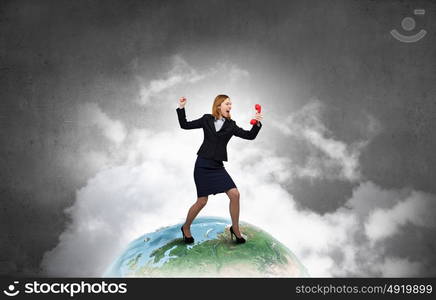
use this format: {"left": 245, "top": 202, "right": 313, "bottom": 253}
{"left": 271, "top": 99, "right": 377, "bottom": 182}
{"left": 365, "top": 190, "right": 436, "bottom": 243}
{"left": 41, "top": 106, "right": 436, "bottom": 277}
{"left": 137, "top": 55, "right": 207, "bottom": 105}
{"left": 226, "top": 62, "right": 250, "bottom": 83}
{"left": 41, "top": 56, "right": 435, "bottom": 278}
{"left": 41, "top": 128, "right": 200, "bottom": 276}
{"left": 375, "top": 257, "right": 422, "bottom": 277}
{"left": 135, "top": 55, "right": 251, "bottom": 106}
{"left": 78, "top": 102, "right": 127, "bottom": 145}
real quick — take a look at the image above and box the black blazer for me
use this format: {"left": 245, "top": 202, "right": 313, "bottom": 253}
{"left": 176, "top": 107, "right": 262, "bottom": 161}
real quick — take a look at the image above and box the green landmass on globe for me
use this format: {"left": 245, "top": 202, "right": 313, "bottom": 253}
{"left": 104, "top": 217, "right": 309, "bottom": 277}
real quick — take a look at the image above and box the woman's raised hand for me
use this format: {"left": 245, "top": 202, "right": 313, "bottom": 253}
{"left": 254, "top": 111, "right": 263, "bottom": 122}
{"left": 178, "top": 97, "right": 187, "bottom": 108}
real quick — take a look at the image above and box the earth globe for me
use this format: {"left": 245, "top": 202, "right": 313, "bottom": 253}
{"left": 104, "top": 216, "right": 309, "bottom": 277}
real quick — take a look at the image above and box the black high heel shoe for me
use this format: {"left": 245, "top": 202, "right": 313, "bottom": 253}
{"left": 230, "top": 226, "right": 246, "bottom": 244}
{"left": 181, "top": 226, "right": 194, "bottom": 244}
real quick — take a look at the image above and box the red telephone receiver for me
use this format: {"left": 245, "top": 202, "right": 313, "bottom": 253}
{"left": 250, "top": 104, "right": 262, "bottom": 125}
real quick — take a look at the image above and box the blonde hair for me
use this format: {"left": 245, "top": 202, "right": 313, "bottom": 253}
{"left": 211, "top": 94, "right": 232, "bottom": 120}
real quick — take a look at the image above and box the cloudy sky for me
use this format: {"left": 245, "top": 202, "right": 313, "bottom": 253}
{"left": 1, "top": 0, "right": 435, "bottom": 277}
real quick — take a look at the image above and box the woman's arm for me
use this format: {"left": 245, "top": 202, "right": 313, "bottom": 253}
{"left": 176, "top": 107, "right": 204, "bottom": 129}
{"left": 233, "top": 122, "right": 262, "bottom": 140}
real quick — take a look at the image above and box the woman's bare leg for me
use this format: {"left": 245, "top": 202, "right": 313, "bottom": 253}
{"left": 226, "top": 188, "right": 242, "bottom": 237}
{"left": 182, "top": 196, "right": 208, "bottom": 237}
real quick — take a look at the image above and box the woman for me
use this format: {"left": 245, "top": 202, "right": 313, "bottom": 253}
{"left": 176, "top": 94, "right": 263, "bottom": 244}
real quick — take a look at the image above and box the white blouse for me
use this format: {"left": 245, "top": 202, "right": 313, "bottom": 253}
{"left": 214, "top": 117, "right": 225, "bottom": 132}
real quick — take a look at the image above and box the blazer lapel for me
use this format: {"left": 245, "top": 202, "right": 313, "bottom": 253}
{"left": 207, "top": 116, "right": 215, "bottom": 132}
{"left": 208, "top": 115, "right": 231, "bottom": 135}
{"left": 217, "top": 118, "right": 231, "bottom": 134}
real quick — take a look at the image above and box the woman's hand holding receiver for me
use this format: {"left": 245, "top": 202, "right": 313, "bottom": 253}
{"left": 254, "top": 111, "right": 263, "bottom": 122}
{"left": 250, "top": 104, "right": 263, "bottom": 126}
{"left": 179, "top": 97, "right": 187, "bottom": 109}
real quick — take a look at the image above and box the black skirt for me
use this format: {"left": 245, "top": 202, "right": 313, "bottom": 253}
{"left": 193, "top": 155, "right": 237, "bottom": 197}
